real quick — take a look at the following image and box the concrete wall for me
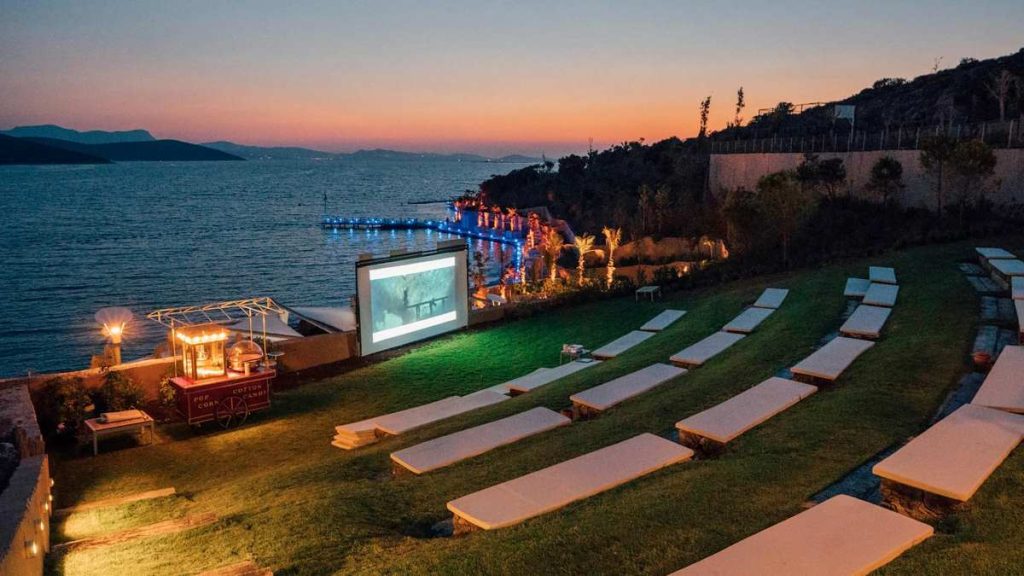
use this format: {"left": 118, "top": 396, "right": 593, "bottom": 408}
{"left": 709, "top": 149, "right": 1024, "bottom": 209}
{"left": 0, "top": 456, "right": 51, "bottom": 576}
{"left": 273, "top": 331, "right": 358, "bottom": 373}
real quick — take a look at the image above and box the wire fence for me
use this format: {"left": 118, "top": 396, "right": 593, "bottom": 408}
{"left": 710, "top": 119, "right": 1024, "bottom": 154}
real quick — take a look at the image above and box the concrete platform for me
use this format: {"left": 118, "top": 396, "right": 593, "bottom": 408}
{"left": 844, "top": 277, "right": 871, "bottom": 298}
{"left": 670, "top": 331, "right": 746, "bottom": 368}
{"left": 447, "top": 433, "right": 692, "bottom": 531}
{"left": 752, "top": 288, "right": 789, "bottom": 309}
{"left": 863, "top": 283, "right": 899, "bottom": 307}
{"left": 976, "top": 247, "right": 1016, "bottom": 260}
{"left": 592, "top": 330, "right": 656, "bottom": 359}
{"left": 669, "top": 495, "right": 933, "bottom": 576}
{"left": 375, "top": 390, "right": 509, "bottom": 436}
{"left": 873, "top": 404, "right": 1024, "bottom": 502}
{"left": 1018, "top": 301, "right": 1024, "bottom": 341}
{"left": 790, "top": 337, "right": 875, "bottom": 382}
{"left": 390, "top": 407, "right": 570, "bottom": 474}
{"left": 869, "top": 266, "right": 898, "bottom": 284}
{"left": 991, "top": 258, "right": 1024, "bottom": 278}
{"left": 640, "top": 309, "right": 687, "bottom": 332}
{"left": 676, "top": 377, "right": 817, "bottom": 446}
{"left": 971, "top": 346, "right": 1024, "bottom": 414}
{"left": 505, "top": 360, "right": 600, "bottom": 394}
{"left": 840, "top": 304, "right": 893, "bottom": 340}
{"left": 570, "top": 363, "right": 686, "bottom": 414}
{"left": 1013, "top": 277, "right": 1024, "bottom": 300}
{"left": 723, "top": 307, "right": 775, "bottom": 334}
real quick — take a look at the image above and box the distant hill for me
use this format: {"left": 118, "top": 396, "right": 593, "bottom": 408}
{"left": 202, "top": 140, "right": 337, "bottom": 160}
{"left": 203, "top": 141, "right": 542, "bottom": 163}
{"left": 0, "top": 134, "right": 111, "bottom": 165}
{"left": 1, "top": 124, "right": 155, "bottom": 144}
{"left": 25, "top": 137, "right": 243, "bottom": 162}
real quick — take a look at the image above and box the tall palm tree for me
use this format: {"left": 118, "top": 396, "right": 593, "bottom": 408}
{"left": 542, "top": 227, "right": 564, "bottom": 282}
{"left": 573, "top": 234, "right": 595, "bottom": 286}
{"left": 602, "top": 226, "right": 622, "bottom": 288}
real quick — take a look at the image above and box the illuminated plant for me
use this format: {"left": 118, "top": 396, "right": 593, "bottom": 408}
{"left": 573, "top": 233, "right": 595, "bottom": 286}
{"left": 602, "top": 226, "right": 622, "bottom": 289}
{"left": 542, "top": 227, "right": 564, "bottom": 282}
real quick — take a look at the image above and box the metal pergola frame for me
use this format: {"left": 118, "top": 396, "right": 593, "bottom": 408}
{"left": 146, "top": 297, "right": 288, "bottom": 377}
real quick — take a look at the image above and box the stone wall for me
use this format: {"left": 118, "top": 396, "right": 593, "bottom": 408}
{"left": 708, "top": 149, "right": 1024, "bottom": 209}
{"left": 0, "top": 456, "right": 51, "bottom": 576}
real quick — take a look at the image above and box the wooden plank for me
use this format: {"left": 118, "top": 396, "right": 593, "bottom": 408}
{"left": 199, "top": 560, "right": 273, "bottom": 576}
{"left": 53, "top": 512, "right": 217, "bottom": 553}
{"left": 54, "top": 487, "right": 176, "bottom": 517}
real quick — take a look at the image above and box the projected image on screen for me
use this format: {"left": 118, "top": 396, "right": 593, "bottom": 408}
{"left": 369, "top": 257, "right": 457, "bottom": 343}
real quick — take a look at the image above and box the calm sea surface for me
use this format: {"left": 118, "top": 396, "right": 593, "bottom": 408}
{"left": 0, "top": 159, "right": 527, "bottom": 377}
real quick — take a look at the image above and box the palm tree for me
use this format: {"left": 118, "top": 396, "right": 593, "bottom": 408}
{"left": 573, "top": 234, "right": 595, "bottom": 286}
{"left": 602, "top": 226, "right": 622, "bottom": 288}
{"left": 542, "top": 227, "right": 564, "bottom": 282}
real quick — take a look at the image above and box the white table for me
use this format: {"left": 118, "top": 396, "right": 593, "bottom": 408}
{"left": 84, "top": 413, "right": 155, "bottom": 456}
{"left": 635, "top": 285, "right": 662, "bottom": 302}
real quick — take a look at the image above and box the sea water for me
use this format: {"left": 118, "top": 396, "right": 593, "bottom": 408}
{"left": 0, "top": 159, "right": 528, "bottom": 376}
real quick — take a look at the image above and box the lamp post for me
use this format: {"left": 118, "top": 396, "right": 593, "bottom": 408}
{"left": 95, "top": 307, "right": 134, "bottom": 367}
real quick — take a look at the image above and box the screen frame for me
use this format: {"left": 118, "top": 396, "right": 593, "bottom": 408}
{"left": 355, "top": 243, "right": 469, "bottom": 356}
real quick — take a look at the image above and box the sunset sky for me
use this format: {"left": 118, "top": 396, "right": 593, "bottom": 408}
{"left": 2, "top": 0, "right": 1022, "bottom": 156}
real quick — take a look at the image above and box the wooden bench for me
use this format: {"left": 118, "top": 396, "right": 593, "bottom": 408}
{"left": 723, "top": 307, "right": 775, "bottom": 334}
{"left": 971, "top": 345, "right": 1024, "bottom": 414}
{"left": 869, "top": 266, "right": 898, "bottom": 284}
{"left": 640, "top": 309, "right": 687, "bottom": 332}
{"left": 83, "top": 412, "right": 155, "bottom": 456}
{"left": 505, "top": 360, "right": 599, "bottom": 395}
{"left": 570, "top": 363, "right": 686, "bottom": 418}
{"left": 752, "top": 288, "right": 789, "bottom": 309}
{"left": 669, "top": 495, "right": 933, "bottom": 575}
{"left": 447, "top": 433, "right": 692, "bottom": 533}
{"left": 862, "top": 283, "right": 899, "bottom": 307}
{"left": 990, "top": 258, "right": 1024, "bottom": 280}
{"left": 844, "top": 277, "right": 871, "bottom": 298}
{"left": 670, "top": 331, "right": 745, "bottom": 368}
{"left": 839, "top": 304, "right": 893, "bottom": 340}
{"left": 790, "top": 337, "right": 874, "bottom": 384}
{"left": 591, "top": 330, "right": 656, "bottom": 359}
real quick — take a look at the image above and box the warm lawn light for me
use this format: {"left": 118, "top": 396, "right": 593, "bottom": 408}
{"left": 24, "top": 539, "right": 38, "bottom": 558}
{"left": 95, "top": 306, "right": 134, "bottom": 365}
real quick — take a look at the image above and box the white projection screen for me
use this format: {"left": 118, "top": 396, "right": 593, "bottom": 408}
{"left": 356, "top": 243, "right": 469, "bottom": 356}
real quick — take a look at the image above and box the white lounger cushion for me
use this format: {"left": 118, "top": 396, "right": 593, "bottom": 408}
{"left": 1017, "top": 300, "right": 1024, "bottom": 332}
{"left": 869, "top": 266, "right": 898, "bottom": 284}
{"left": 505, "top": 360, "right": 599, "bottom": 394}
{"left": 790, "top": 337, "right": 875, "bottom": 381}
{"left": 723, "top": 307, "right": 775, "bottom": 334}
{"left": 592, "top": 330, "right": 656, "bottom": 359}
{"left": 670, "top": 331, "right": 746, "bottom": 367}
{"left": 390, "top": 407, "right": 570, "bottom": 474}
{"left": 863, "top": 283, "right": 899, "bottom": 307}
{"left": 641, "top": 309, "right": 687, "bottom": 332}
{"left": 1013, "top": 277, "right": 1024, "bottom": 300}
{"left": 976, "top": 247, "right": 1016, "bottom": 260}
{"left": 991, "top": 258, "right": 1024, "bottom": 277}
{"left": 844, "top": 277, "right": 871, "bottom": 298}
{"left": 374, "top": 390, "right": 509, "bottom": 435}
{"left": 570, "top": 363, "right": 686, "bottom": 412}
{"left": 676, "top": 377, "right": 817, "bottom": 444}
{"left": 447, "top": 433, "right": 692, "bottom": 530}
{"left": 840, "top": 304, "right": 893, "bottom": 339}
{"left": 670, "top": 495, "right": 933, "bottom": 576}
{"left": 971, "top": 346, "right": 1024, "bottom": 414}
{"left": 752, "top": 288, "right": 789, "bottom": 309}
{"left": 872, "top": 404, "right": 1024, "bottom": 501}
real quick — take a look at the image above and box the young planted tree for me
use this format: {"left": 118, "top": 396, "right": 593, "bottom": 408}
{"left": 653, "top": 185, "right": 672, "bottom": 234}
{"left": 757, "top": 171, "right": 817, "bottom": 266}
{"left": 985, "top": 69, "right": 1020, "bottom": 123}
{"left": 637, "top": 184, "right": 653, "bottom": 235}
{"left": 602, "top": 226, "right": 622, "bottom": 289}
{"left": 573, "top": 233, "right": 595, "bottom": 286}
{"left": 734, "top": 87, "right": 745, "bottom": 127}
{"left": 698, "top": 95, "right": 712, "bottom": 138}
{"left": 542, "top": 227, "right": 565, "bottom": 282}
{"left": 949, "top": 139, "right": 998, "bottom": 227}
{"left": 866, "top": 156, "right": 905, "bottom": 205}
{"left": 919, "top": 133, "right": 958, "bottom": 217}
{"left": 796, "top": 153, "right": 847, "bottom": 199}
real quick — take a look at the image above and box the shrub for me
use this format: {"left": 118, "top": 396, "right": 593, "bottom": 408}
{"left": 94, "top": 371, "right": 144, "bottom": 413}
{"left": 158, "top": 376, "right": 177, "bottom": 410}
{"left": 36, "top": 376, "right": 92, "bottom": 438}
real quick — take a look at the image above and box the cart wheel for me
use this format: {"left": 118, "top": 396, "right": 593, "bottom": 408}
{"left": 215, "top": 395, "right": 249, "bottom": 429}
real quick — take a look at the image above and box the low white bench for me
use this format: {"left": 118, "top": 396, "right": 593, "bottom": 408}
{"left": 447, "top": 433, "right": 692, "bottom": 532}
{"left": 592, "top": 330, "right": 656, "bottom": 359}
{"left": 752, "top": 288, "right": 789, "bottom": 309}
{"left": 971, "top": 345, "right": 1024, "bottom": 414}
{"left": 844, "top": 277, "right": 871, "bottom": 298}
{"left": 570, "top": 363, "right": 686, "bottom": 416}
{"left": 640, "top": 309, "right": 687, "bottom": 332}
{"left": 670, "top": 331, "right": 746, "bottom": 368}
{"left": 390, "top": 407, "right": 570, "bottom": 474}
{"left": 873, "top": 404, "right": 1024, "bottom": 512}
{"left": 991, "top": 258, "right": 1024, "bottom": 278}
{"left": 790, "top": 336, "right": 875, "bottom": 383}
{"left": 976, "top": 247, "right": 1016, "bottom": 260}
{"left": 1013, "top": 277, "right": 1024, "bottom": 300}
{"left": 669, "top": 495, "right": 933, "bottom": 576}
{"left": 839, "top": 304, "right": 893, "bottom": 339}
{"left": 1017, "top": 300, "right": 1024, "bottom": 343}
{"left": 863, "top": 282, "right": 899, "bottom": 307}
{"left": 635, "top": 285, "right": 661, "bottom": 302}
{"left": 723, "top": 307, "right": 775, "bottom": 334}
{"left": 869, "top": 266, "right": 898, "bottom": 284}
{"left": 505, "top": 360, "right": 600, "bottom": 395}
{"left": 675, "top": 377, "right": 817, "bottom": 451}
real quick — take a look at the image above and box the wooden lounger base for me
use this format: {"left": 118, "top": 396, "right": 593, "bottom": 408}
{"left": 790, "top": 373, "right": 834, "bottom": 387}
{"left": 676, "top": 431, "right": 726, "bottom": 457}
{"left": 572, "top": 403, "right": 601, "bottom": 420}
{"left": 452, "top": 514, "right": 482, "bottom": 536}
{"left": 880, "top": 479, "right": 965, "bottom": 522}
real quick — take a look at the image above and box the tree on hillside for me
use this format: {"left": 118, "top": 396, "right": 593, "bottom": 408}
{"left": 654, "top": 185, "right": 672, "bottom": 234}
{"left": 602, "top": 226, "right": 622, "bottom": 288}
{"left": 698, "top": 96, "right": 712, "bottom": 138}
{"left": 796, "top": 154, "right": 847, "bottom": 200}
{"left": 757, "top": 171, "right": 818, "bottom": 266}
{"left": 637, "top": 184, "right": 654, "bottom": 234}
{"left": 866, "top": 156, "right": 905, "bottom": 205}
{"left": 949, "top": 139, "right": 998, "bottom": 227}
{"left": 920, "top": 133, "right": 958, "bottom": 217}
{"left": 985, "top": 69, "right": 1020, "bottom": 123}
{"left": 733, "top": 87, "right": 745, "bottom": 127}
{"left": 542, "top": 228, "right": 565, "bottom": 282}
{"left": 721, "top": 187, "right": 766, "bottom": 257}
{"left": 573, "top": 234, "right": 595, "bottom": 286}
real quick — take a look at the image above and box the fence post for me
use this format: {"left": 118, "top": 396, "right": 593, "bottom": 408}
{"left": 915, "top": 128, "right": 920, "bottom": 148}
{"left": 897, "top": 127, "right": 902, "bottom": 149}
{"left": 1010, "top": 120, "right": 1015, "bottom": 148}
{"left": 981, "top": 122, "right": 987, "bottom": 143}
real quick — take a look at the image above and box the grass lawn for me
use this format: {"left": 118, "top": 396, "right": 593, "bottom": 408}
{"left": 49, "top": 237, "right": 1024, "bottom": 575}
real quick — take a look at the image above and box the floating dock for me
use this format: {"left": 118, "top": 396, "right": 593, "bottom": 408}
{"left": 320, "top": 216, "right": 525, "bottom": 246}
